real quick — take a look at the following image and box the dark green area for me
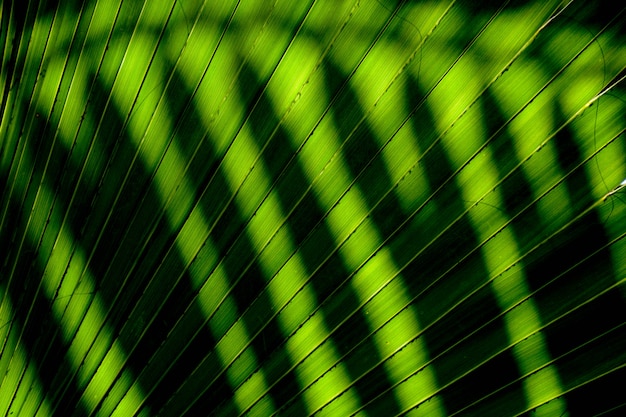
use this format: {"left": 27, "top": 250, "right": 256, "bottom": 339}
{"left": 1, "top": 0, "right": 626, "bottom": 416}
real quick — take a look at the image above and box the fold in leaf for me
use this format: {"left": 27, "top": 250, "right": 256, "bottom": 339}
{"left": 1, "top": 0, "right": 625, "bottom": 416}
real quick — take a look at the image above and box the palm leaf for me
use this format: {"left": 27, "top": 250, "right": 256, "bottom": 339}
{"left": 1, "top": 0, "right": 625, "bottom": 415}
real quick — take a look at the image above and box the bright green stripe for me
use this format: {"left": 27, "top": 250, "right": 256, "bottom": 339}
{"left": 6, "top": 360, "right": 36, "bottom": 416}
{"left": 2, "top": 1, "right": 624, "bottom": 416}
{"left": 6, "top": 5, "right": 51, "bottom": 130}
{"left": 26, "top": 1, "right": 176, "bottom": 407}
{"left": 133, "top": 3, "right": 369, "bottom": 412}
{"left": 34, "top": 0, "right": 83, "bottom": 120}
{"left": 0, "top": 5, "right": 52, "bottom": 233}
{"left": 105, "top": 3, "right": 175, "bottom": 121}
{"left": 0, "top": 294, "right": 52, "bottom": 417}
{"left": 209, "top": 93, "right": 353, "bottom": 416}
{"left": 232, "top": 3, "right": 449, "bottom": 411}
{"left": 22, "top": 186, "right": 144, "bottom": 415}
{"left": 73, "top": 0, "right": 181, "bottom": 409}
{"left": 352, "top": 28, "right": 620, "bottom": 416}
{"left": 272, "top": 63, "right": 440, "bottom": 417}
{"left": 107, "top": 2, "right": 300, "bottom": 411}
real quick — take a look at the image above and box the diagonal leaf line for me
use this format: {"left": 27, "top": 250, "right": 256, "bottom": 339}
{"left": 85, "top": 0, "right": 219, "bottom": 315}
{"left": 223, "top": 0, "right": 570, "bottom": 318}
{"left": 92, "top": 0, "right": 282, "bottom": 310}
{"left": 0, "top": 1, "right": 33, "bottom": 138}
{"left": 440, "top": 279, "right": 626, "bottom": 415}
{"left": 214, "top": 8, "right": 616, "bottom": 408}
{"left": 452, "top": 320, "right": 626, "bottom": 416}
{"left": 350, "top": 123, "right": 626, "bottom": 410}
{"left": 144, "top": 13, "right": 620, "bottom": 412}
{"left": 591, "top": 394, "right": 626, "bottom": 417}
{"left": 0, "top": 0, "right": 94, "bottom": 395}
{"left": 0, "top": 13, "right": 414, "bottom": 410}
{"left": 42, "top": 0, "right": 241, "bottom": 406}
{"left": 172, "top": 4, "right": 620, "bottom": 412}
{"left": 0, "top": 0, "right": 91, "bottom": 394}
{"left": 329, "top": 26, "right": 625, "bottom": 322}
{"left": 0, "top": 0, "right": 57, "bottom": 251}
{"left": 113, "top": 0, "right": 309, "bottom": 291}
{"left": 74, "top": 0, "right": 179, "bottom": 286}
{"left": 185, "top": 0, "right": 398, "bottom": 279}
{"left": 192, "top": 0, "right": 418, "bottom": 296}
{"left": 393, "top": 0, "right": 587, "bottom": 169}
{"left": 250, "top": 119, "right": 626, "bottom": 416}
{"left": 160, "top": 8, "right": 454, "bottom": 412}
{"left": 44, "top": 1, "right": 224, "bottom": 412}
{"left": 2, "top": 1, "right": 625, "bottom": 415}
{"left": 72, "top": 0, "right": 234, "bottom": 296}
{"left": 9, "top": 0, "right": 91, "bottom": 282}
{"left": 0, "top": 0, "right": 38, "bottom": 360}
{"left": 17, "top": 2, "right": 132, "bottom": 409}
{"left": 24, "top": 1, "right": 184, "bottom": 412}
{"left": 228, "top": 37, "right": 626, "bottom": 404}
{"left": 377, "top": 243, "right": 626, "bottom": 416}
{"left": 0, "top": 0, "right": 122, "bottom": 407}
{"left": 0, "top": 0, "right": 43, "bottom": 169}
{"left": 113, "top": 0, "right": 354, "bottom": 358}
{"left": 147, "top": 2, "right": 430, "bottom": 414}
{"left": 78, "top": 0, "right": 356, "bottom": 412}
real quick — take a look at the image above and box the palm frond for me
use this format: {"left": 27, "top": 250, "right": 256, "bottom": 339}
{"left": 1, "top": 0, "right": 625, "bottom": 416}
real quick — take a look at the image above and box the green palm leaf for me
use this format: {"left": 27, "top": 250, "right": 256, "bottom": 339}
{"left": 1, "top": 0, "right": 625, "bottom": 415}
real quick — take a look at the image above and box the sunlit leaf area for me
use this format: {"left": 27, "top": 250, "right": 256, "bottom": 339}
{"left": 1, "top": 0, "right": 626, "bottom": 415}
